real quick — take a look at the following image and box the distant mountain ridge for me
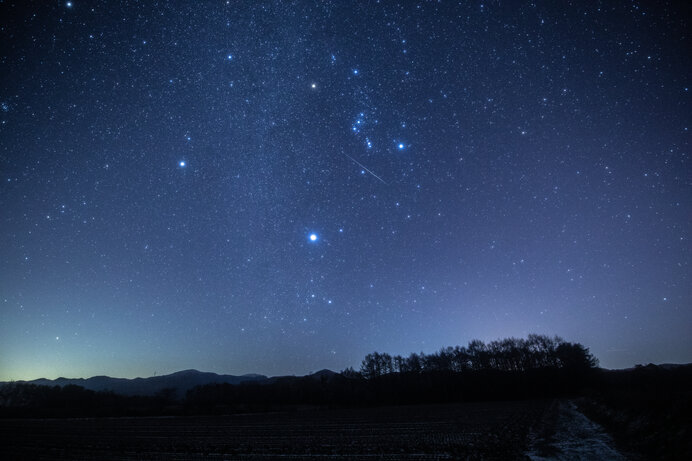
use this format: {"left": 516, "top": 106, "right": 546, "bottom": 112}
{"left": 614, "top": 362, "right": 692, "bottom": 372}
{"left": 0, "top": 369, "right": 344, "bottom": 397}
{"left": 2, "top": 369, "right": 271, "bottom": 397}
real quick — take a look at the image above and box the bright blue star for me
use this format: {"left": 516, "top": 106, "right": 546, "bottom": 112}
{"left": 179, "top": 161, "right": 186, "bottom": 168}
{"left": 397, "top": 142, "right": 405, "bottom": 150}
{"left": 309, "top": 233, "right": 318, "bottom": 242}
{"left": 66, "top": 1, "right": 73, "bottom": 7}
{"left": 352, "top": 69, "right": 359, "bottom": 75}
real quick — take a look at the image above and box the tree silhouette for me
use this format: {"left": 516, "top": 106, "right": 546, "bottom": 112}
{"left": 360, "top": 352, "right": 394, "bottom": 378}
{"left": 556, "top": 342, "right": 599, "bottom": 370}
{"left": 359, "top": 334, "right": 598, "bottom": 377}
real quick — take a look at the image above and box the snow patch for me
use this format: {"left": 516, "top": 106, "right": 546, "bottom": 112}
{"left": 526, "top": 400, "right": 627, "bottom": 460}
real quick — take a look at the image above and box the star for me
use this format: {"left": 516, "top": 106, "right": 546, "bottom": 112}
{"left": 397, "top": 142, "right": 405, "bottom": 150}
{"left": 66, "top": 1, "right": 73, "bottom": 7}
{"left": 309, "top": 233, "right": 318, "bottom": 242}
{"left": 179, "top": 160, "right": 186, "bottom": 167}
{"left": 311, "top": 83, "right": 317, "bottom": 89}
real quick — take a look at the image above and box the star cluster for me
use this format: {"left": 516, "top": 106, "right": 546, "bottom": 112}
{"left": 0, "top": 1, "right": 690, "bottom": 380}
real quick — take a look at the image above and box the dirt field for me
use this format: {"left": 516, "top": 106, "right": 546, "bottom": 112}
{"left": 0, "top": 401, "right": 551, "bottom": 460}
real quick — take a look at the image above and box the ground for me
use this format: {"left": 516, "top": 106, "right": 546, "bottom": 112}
{"left": 0, "top": 400, "right": 627, "bottom": 460}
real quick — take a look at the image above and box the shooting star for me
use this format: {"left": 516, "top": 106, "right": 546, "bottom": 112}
{"left": 343, "top": 153, "right": 387, "bottom": 185}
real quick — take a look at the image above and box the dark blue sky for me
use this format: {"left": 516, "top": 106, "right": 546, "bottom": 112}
{"left": 1, "top": 1, "right": 690, "bottom": 380}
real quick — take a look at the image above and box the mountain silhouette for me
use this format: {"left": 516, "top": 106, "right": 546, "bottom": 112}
{"left": 5, "top": 369, "right": 270, "bottom": 397}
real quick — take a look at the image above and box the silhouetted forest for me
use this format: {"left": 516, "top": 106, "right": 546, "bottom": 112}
{"left": 352, "top": 334, "right": 597, "bottom": 378}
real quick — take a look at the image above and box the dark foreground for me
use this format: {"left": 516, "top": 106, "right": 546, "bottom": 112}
{"left": 0, "top": 400, "right": 551, "bottom": 460}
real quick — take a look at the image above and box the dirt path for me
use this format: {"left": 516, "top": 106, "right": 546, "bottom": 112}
{"left": 526, "top": 400, "right": 628, "bottom": 460}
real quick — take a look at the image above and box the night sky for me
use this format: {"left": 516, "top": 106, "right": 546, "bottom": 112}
{"left": 1, "top": 1, "right": 690, "bottom": 381}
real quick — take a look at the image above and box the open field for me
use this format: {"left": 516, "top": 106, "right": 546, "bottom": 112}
{"left": 0, "top": 400, "right": 551, "bottom": 460}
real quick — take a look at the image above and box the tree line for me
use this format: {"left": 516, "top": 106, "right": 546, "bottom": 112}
{"left": 352, "top": 334, "right": 598, "bottom": 379}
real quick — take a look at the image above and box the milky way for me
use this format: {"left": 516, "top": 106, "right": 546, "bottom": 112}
{"left": 1, "top": 1, "right": 690, "bottom": 380}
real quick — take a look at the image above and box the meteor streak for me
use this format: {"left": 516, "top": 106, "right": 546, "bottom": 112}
{"left": 343, "top": 153, "right": 387, "bottom": 185}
